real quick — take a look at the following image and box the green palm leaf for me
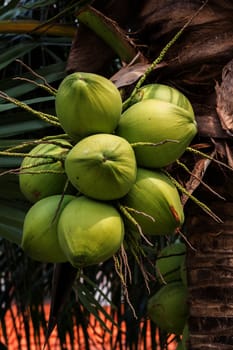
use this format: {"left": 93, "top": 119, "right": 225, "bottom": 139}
{"left": 0, "top": 42, "right": 40, "bottom": 71}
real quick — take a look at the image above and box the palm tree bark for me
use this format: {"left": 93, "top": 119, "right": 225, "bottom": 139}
{"left": 185, "top": 197, "right": 233, "bottom": 350}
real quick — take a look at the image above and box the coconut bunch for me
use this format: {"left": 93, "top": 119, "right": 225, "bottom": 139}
{"left": 19, "top": 72, "right": 197, "bottom": 269}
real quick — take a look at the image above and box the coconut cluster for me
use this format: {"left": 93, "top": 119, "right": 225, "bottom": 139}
{"left": 19, "top": 72, "right": 197, "bottom": 271}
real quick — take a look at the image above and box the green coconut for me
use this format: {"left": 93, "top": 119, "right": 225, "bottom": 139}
{"left": 120, "top": 168, "right": 184, "bottom": 236}
{"left": 55, "top": 72, "right": 122, "bottom": 141}
{"left": 64, "top": 133, "right": 137, "bottom": 201}
{"left": 156, "top": 242, "right": 186, "bottom": 284}
{"left": 58, "top": 196, "right": 125, "bottom": 268}
{"left": 131, "top": 83, "right": 194, "bottom": 115}
{"left": 147, "top": 282, "right": 189, "bottom": 335}
{"left": 116, "top": 98, "right": 197, "bottom": 168}
{"left": 19, "top": 139, "right": 72, "bottom": 203}
{"left": 21, "top": 194, "right": 76, "bottom": 262}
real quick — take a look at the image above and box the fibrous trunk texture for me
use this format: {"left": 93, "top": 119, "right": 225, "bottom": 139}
{"left": 186, "top": 199, "right": 233, "bottom": 350}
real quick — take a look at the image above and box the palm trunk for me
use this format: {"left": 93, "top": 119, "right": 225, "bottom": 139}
{"left": 185, "top": 198, "right": 233, "bottom": 350}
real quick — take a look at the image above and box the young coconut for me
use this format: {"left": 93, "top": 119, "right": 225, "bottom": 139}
{"left": 156, "top": 242, "right": 186, "bottom": 284}
{"left": 64, "top": 133, "right": 137, "bottom": 201}
{"left": 55, "top": 72, "right": 122, "bottom": 141}
{"left": 58, "top": 196, "right": 125, "bottom": 268}
{"left": 21, "top": 194, "right": 76, "bottom": 263}
{"left": 19, "top": 139, "right": 72, "bottom": 203}
{"left": 147, "top": 281, "right": 189, "bottom": 335}
{"left": 130, "top": 83, "right": 194, "bottom": 115}
{"left": 116, "top": 98, "right": 197, "bottom": 168}
{"left": 120, "top": 168, "right": 184, "bottom": 236}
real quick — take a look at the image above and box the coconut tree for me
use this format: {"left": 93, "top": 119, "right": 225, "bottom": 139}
{"left": 66, "top": 2, "right": 233, "bottom": 349}
{"left": 1, "top": 1, "right": 233, "bottom": 350}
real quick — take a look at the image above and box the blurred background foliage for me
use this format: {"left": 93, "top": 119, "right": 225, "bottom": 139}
{"left": 0, "top": 1, "right": 176, "bottom": 349}
{"left": 0, "top": 1, "right": 75, "bottom": 348}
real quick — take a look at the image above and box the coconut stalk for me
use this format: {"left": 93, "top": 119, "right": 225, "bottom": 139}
{"left": 76, "top": 5, "right": 144, "bottom": 65}
{"left": 0, "top": 91, "right": 59, "bottom": 126}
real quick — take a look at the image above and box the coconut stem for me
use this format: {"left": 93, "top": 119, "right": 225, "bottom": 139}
{"left": 163, "top": 170, "right": 223, "bottom": 224}
{"left": 14, "top": 59, "right": 57, "bottom": 96}
{"left": 176, "top": 228, "right": 197, "bottom": 252}
{"left": 0, "top": 91, "right": 60, "bottom": 126}
{"left": 51, "top": 184, "right": 71, "bottom": 224}
{"left": 20, "top": 169, "right": 65, "bottom": 175}
{"left": 0, "top": 150, "right": 65, "bottom": 162}
{"left": 0, "top": 160, "right": 65, "bottom": 176}
{"left": 123, "top": 230, "right": 152, "bottom": 292}
{"left": 176, "top": 159, "right": 225, "bottom": 200}
{"left": 186, "top": 146, "right": 233, "bottom": 172}
{"left": 131, "top": 140, "right": 179, "bottom": 148}
{"left": 113, "top": 253, "right": 137, "bottom": 319}
{"left": 5, "top": 135, "right": 70, "bottom": 153}
{"left": 123, "top": 205, "right": 155, "bottom": 223}
{"left": 117, "top": 203, "right": 153, "bottom": 246}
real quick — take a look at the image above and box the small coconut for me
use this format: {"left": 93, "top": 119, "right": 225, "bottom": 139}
{"left": 156, "top": 242, "right": 186, "bottom": 284}
{"left": 21, "top": 194, "right": 76, "bottom": 262}
{"left": 147, "top": 282, "right": 189, "bottom": 335}
{"left": 116, "top": 98, "right": 197, "bottom": 168}
{"left": 55, "top": 72, "right": 122, "bottom": 141}
{"left": 58, "top": 196, "right": 125, "bottom": 268}
{"left": 19, "top": 139, "right": 72, "bottom": 203}
{"left": 120, "top": 168, "right": 184, "bottom": 236}
{"left": 64, "top": 133, "right": 137, "bottom": 201}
